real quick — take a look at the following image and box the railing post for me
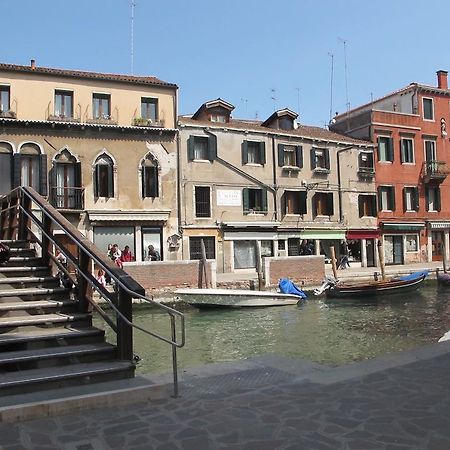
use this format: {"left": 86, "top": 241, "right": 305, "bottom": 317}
{"left": 18, "top": 193, "right": 32, "bottom": 241}
{"left": 117, "top": 286, "right": 133, "bottom": 361}
{"left": 77, "top": 249, "right": 92, "bottom": 313}
{"left": 41, "top": 214, "right": 52, "bottom": 267}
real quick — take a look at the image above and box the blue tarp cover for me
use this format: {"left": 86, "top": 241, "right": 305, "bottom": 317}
{"left": 278, "top": 278, "right": 307, "bottom": 299}
{"left": 397, "top": 270, "right": 429, "bottom": 281}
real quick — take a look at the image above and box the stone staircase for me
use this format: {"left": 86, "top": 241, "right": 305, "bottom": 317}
{"left": 0, "top": 239, "right": 135, "bottom": 398}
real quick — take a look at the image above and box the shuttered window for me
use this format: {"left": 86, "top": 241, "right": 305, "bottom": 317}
{"left": 378, "top": 186, "right": 395, "bottom": 211}
{"left": 195, "top": 186, "right": 211, "bottom": 217}
{"left": 377, "top": 136, "right": 394, "bottom": 162}
{"left": 242, "top": 141, "right": 266, "bottom": 165}
{"left": 243, "top": 188, "right": 268, "bottom": 214}
{"left": 313, "top": 192, "right": 333, "bottom": 216}
{"left": 358, "top": 195, "right": 377, "bottom": 217}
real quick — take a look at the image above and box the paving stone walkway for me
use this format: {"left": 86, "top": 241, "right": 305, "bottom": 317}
{"left": 1, "top": 343, "right": 450, "bottom": 450}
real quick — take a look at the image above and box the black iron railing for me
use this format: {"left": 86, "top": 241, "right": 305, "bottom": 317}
{"left": 49, "top": 186, "right": 84, "bottom": 210}
{"left": 423, "top": 161, "right": 450, "bottom": 181}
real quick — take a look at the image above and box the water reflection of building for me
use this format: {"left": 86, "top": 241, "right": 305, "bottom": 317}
{"left": 178, "top": 99, "right": 377, "bottom": 272}
{"left": 331, "top": 70, "right": 450, "bottom": 266}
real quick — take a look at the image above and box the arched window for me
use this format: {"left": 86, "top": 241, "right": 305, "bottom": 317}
{"left": 94, "top": 153, "right": 114, "bottom": 198}
{"left": 51, "top": 149, "right": 82, "bottom": 209}
{"left": 0, "top": 142, "right": 13, "bottom": 195}
{"left": 141, "top": 154, "right": 159, "bottom": 198}
{"left": 15, "top": 143, "right": 47, "bottom": 195}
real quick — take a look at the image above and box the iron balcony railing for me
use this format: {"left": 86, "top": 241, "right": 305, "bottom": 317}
{"left": 133, "top": 117, "right": 165, "bottom": 127}
{"left": 357, "top": 166, "right": 375, "bottom": 177}
{"left": 423, "top": 160, "right": 450, "bottom": 183}
{"left": 49, "top": 186, "right": 84, "bottom": 210}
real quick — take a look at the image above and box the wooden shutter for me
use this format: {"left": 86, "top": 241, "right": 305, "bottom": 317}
{"left": 108, "top": 165, "right": 114, "bottom": 198}
{"left": 261, "top": 189, "right": 268, "bottom": 213}
{"left": 296, "top": 146, "right": 303, "bottom": 168}
{"left": 299, "top": 191, "right": 307, "bottom": 214}
{"left": 310, "top": 148, "right": 316, "bottom": 170}
{"left": 243, "top": 188, "right": 249, "bottom": 213}
{"left": 371, "top": 195, "right": 377, "bottom": 216}
{"left": 377, "top": 137, "right": 382, "bottom": 161}
{"left": 326, "top": 193, "right": 334, "bottom": 216}
{"left": 425, "top": 188, "right": 430, "bottom": 211}
{"left": 242, "top": 141, "right": 248, "bottom": 165}
{"left": 187, "top": 137, "right": 195, "bottom": 161}
{"left": 39, "top": 154, "right": 48, "bottom": 196}
{"left": 377, "top": 187, "right": 383, "bottom": 211}
{"left": 13, "top": 154, "right": 21, "bottom": 188}
{"left": 402, "top": 187, "right": 407, "bottom": 212}
{"left": 400, "top": 140, "right": 405, "bottom": 163}
{"left": 208, "top": 135, "right": 217, "bottom": 161}
{"left": 388, "top": 138, "right": 394, "bottom": 162}
{"left": 281, "top": 192, "right": 286, "bottom": 216}
{"left": 358, "top": 195, "right": 364, "bottom": 217}
{"left": 324, "top": 149, "right": 330, "bottom": 169}
{"left": 260, "top": 142, "right": 266, "bottom": 165}
{"left": 49, "top": 165, "right": 56, "bottom": 203}
{"left": 389, "top": 186, "right": 395, "bottom": 211}
{"left": 278, "top": 144, "right": 285, "bottom": 167}
{"left": 312, "top": 193, "right": 317, "bottom": 217}
{"left": 413, "top": 187, "right": 419, "bottom": 211}
{"left": 436, "top": 188, "right": 441, "bottom": 211}
{"left": 94, "top": 165, "right": 99, "bottom": 197}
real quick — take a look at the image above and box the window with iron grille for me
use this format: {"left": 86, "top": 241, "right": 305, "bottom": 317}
{"left": 189, "top": 237, "right": 215, "bottom": 260}
{"left": 195, "top": 186, "right": 211, "bottom": 217}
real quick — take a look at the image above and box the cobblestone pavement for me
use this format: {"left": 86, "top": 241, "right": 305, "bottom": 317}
{"left": 1, "top": 344, "right": 450, "bottom": 450}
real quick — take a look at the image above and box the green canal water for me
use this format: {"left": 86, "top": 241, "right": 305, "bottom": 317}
{"left": 94, "top": 283, "right": 450, "bottom": 375}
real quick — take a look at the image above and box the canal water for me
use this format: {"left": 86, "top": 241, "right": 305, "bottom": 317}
{"left": 95, "top": 283, "right": 450, "bottom": 374}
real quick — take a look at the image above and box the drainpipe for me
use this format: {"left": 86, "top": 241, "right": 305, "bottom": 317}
{"left": 271, "top": 135, "right": 278, "bottom": 221}
{"left": 336, "top": 145, "right": 355, "bottom": 223}
{"left": 174, "top": 89, "right": 184, "bottom": 257}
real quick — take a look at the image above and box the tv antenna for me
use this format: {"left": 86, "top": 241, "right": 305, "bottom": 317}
{"left": 130, "top": 0, "right": 137, "bottom": 74}
{"left": 338, "top": 37, "right": 350, "bottom": 111}
{"left": 328, "top": 52, "right": 334, "bottom": 122}
{"left": 270, "top": 88, "right": 277, "bottom": 111}
{"left": 241, "top": 98, "right": 248, "bottom": 115}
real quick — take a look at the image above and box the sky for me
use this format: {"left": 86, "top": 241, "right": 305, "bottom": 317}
{"left": 2, "top": 0, "right": 449, "bottom": 127}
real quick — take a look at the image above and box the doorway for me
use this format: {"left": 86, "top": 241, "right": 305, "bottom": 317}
{"left": 384, "top": 235, "right": 404, "bottom": 265}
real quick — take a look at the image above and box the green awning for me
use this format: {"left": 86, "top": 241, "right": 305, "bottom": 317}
{"left": 300, "top": 230, "right": 346, "bottom": 240}
{"left": 382, "top": 223, "right": 424, "bottom": 231}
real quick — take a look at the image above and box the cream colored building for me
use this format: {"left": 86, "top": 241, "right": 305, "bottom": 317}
{"left": 0, "top": 60, "right": 179, "bottom": 261}
{"left": 178, "top": 99, "right": 377, "bottom": 272}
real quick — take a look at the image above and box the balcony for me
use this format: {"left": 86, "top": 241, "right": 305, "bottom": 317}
{"left": 0, "top": 110, "right": 16, "bottom": 119}
{"left": 86, "top": 114, "right": 117, "bottom": 126}
{"left": 49, "top": 187, "right": 84, "bottom": 210}
{"left": 358, "top": 166, "right": 375, "bottom": 178}
{"left": 423, "top": 161, "right": 450, "bottom": 184}
{"left": 48, "top": 114, "right": 80, "bottom": 123}
{"left": 133, "top": 117, "right": 165, "bottom": 128}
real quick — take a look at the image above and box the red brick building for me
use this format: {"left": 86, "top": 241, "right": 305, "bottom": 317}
{"left": 330, "top": 71, "right": 450, "bottom": 265}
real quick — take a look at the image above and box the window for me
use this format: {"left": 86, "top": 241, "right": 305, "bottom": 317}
{"left": 0, "top": 85, "right": 10, "bottom": 112}
{"left": 358, "top": 195, "right": 377, "bottom": 217}
{"left": 288, "top": 238, "right": 300, "bottom": 256}
{"left": 94, "top": 154, "right": 114, "bottom": 198}
{"left": 310, "top": 148, "right": 330, "bottom": 171}
{"left": 93, "top": 93, "right": 111, "bottom": 119}
{"left": 423, "top": 98, "right": 434, "bottom": 120}
{"left": 283, "top": 190, "right": 307, "bottom": 215}
{"left": 17, "top": 143, "right": 47, "bottom": 195}
{"left": 210, "top": 114, "right": 226, "bottom": 123}
{"left": 189, "top": 236, "right": 215, "bottom": 260}
{"left": 426, "top": 186, "right": 441, "bottom": 212}
{"left": 358, "top": 151, "right": 374, "bottom": 172}
{"left": 188, "top": 135, "right": 216, "bottom": 161}
{"left": 279, "top": 116, "right": 294, "bottom": 130}
{"left": 142, "top": 154, "right": 159, "bottom": 198}
{"left": 403, "top": 187, "right": 419, "bottom": 212}
{"left": 0, "top": 142, "right": 13, "bottom": 195}
{"left": 54, "top": 90, "right": 73, "bottom": 118}
{"left": 51, "top": 149, "right": 82, "bottom": 209}
{"left": 141, "top": 97, "right": 158, "bottom": 121}
{"left": 405, "top": 234, "right": 419, "bottom": 252}
{"left": 400, "top": 138, "right": 414, "bottom": 163}
{"left": 313, "top": 192, "right": 334, "bottom": 216}
{"left": 242, "top": 141, "right": 265, "bottom": 165}
{"left": 377, "top": 136, "right": 394, "bottom": 162}
{"left": 378, "top": 186, "right": 395, "bottom": 211}
{"left": 243, "top": 188, "right": 268, "bottom": 214}
{"left": 278, "top": 144, "right": 303, "bottom": 168}
{"left": 425, "top": 140, "right": 436, "bottom": 161}
{"left": 195, "top": 186, "right": 211, "bottom": 217}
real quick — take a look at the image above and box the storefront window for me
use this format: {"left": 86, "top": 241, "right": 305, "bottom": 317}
{"left": 142, "top": 227, "right": 162, "bottom": 261}
{"left": 93, "top": 226, "right": 135, "bottom": 259}
{"left": 405, "top": 234, "right": 418, "bottom": 252}
{"left": 234, "top": 241, "right": 256, "bottom": 269}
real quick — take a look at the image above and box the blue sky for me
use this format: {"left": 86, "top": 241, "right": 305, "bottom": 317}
{"left": 3, "top": 0, "right": 448, "bottom": 126}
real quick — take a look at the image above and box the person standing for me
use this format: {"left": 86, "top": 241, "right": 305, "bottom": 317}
{"left": 120, "top": 245, "right": 133, "bottom": 262}
{"left": 147, "top": 245, "right": 161, "bottom": 261}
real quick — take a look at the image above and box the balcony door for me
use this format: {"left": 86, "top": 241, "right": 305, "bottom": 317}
{"left": 52, "top": 150, "right": 81, "bottom": 209}
{"left": 0, "top": 142, "right": 13, "bottom": 195}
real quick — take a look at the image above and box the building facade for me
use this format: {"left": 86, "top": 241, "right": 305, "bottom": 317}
{"left": 0, "top": 61, "right": 180, "bottom": 261}
{"left": 330, "top": 70, "right": 450, "bottom": 265}
{"left": 178, "top": 99, "right": 377, "bottom": 272}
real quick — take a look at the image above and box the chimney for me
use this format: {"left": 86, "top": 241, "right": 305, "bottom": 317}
{"left": 437, "top": 70, "right": 448, "bottom": 90}
{"left": 30, "top": 59, "right": 36, "bottom": 70}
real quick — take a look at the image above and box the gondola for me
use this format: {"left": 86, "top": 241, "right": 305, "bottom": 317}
{"left": 314, "top": 270, "right": 429, "bottom": 299}
{"left": 437, "top": 271, "right": 450, "bottom": 286}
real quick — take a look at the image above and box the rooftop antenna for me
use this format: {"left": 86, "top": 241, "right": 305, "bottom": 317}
{"left": 241, "top": 98, "right": 248, "bottom": 116}
{"left": 338, "top": 37, "right": 350, "bottom": 111}
{"left": 270, "top": 88, "right": 277, "bottom": 111}
{"left": 130, "top": 0, "right": 136, "bottom": 74}
{"left": 328, "top": 52, "right": 334, "bottom": 122}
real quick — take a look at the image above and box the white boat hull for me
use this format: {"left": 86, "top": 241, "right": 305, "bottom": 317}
{"left": 175, "top": 288, "right": 301, "bottom": 308}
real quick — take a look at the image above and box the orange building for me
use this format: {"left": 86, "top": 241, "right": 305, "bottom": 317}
{"left": 330, "top": 71, "right": 450, "bottom": 265}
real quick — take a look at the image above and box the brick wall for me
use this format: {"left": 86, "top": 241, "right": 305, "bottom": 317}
{"left": 123, "top": 260, "right": 216, "bottom": 294}
{"left": 263, "top": 255, "right": 325, "bottom": 287}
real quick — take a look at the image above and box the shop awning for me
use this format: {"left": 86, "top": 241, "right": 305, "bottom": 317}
{"left": 382, "top": 222, "right": 425, "bottom": 231}
{"left": 299, "top": 230, "right": 346, "bottom": 240}
{"left": 428, "top": 221, "right": 450, "bottom": 230}
{"left": 346, "top": 229, "right": 379, "bottom": 240}
{"left": 221, "top": 221, "right": 281, "bottom": 229}
{"left": 88, "top": 211, "right": 170, "bottom": 222}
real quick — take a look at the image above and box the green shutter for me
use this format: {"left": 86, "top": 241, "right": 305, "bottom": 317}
{"left": 39, "top": 154, "right": 48, "bottom": 196}
{"left": 310, "top": 148, "right": 316, "bottom": 170}
{"left": 377, "top": 187, "right": 382, "bottom": 211}
{"left": 260, "top": 142, "right": 266, "bottom": 165}
{"left": 208, "top": 135, "right": 217, "bottom": 161}
{"left": 377, "top": 137, "right": 382, "bottom": 161}
{"left": 187, "top": 137, "right": 195, "bottom": 161}
{"left": 358, "top": 195, "right": 364, "bottom": 217}
{"left": 390, "top": 186, "right": 395, "bottom": 211}
{"left": 261, "top": 189, "right": 268, "bottom": 213}
{"left": 326, "top": 193, "right": 334, "bottom": 216}
{"left": 278, "top": 144, "right": 285, "bottom": 167}
{"left": 414, "top": 187, "right": 419, "bottom": 211}
{"left": 437, "top": 188, "right": 441, "bottom": 211}
{"left": 242, "top": 141, "right": 248, "bottom": 165}
{"left": 296, "top": 146, "right": 303, "bottom": 168}
{"left": 324, "top": 149, "right": 330, "bottom": 169}
{"left": 388, "top": 138, "right": 394, "bottom": 162}
{"left": 94, "top": 165, "right": 99, "bottom": 197}
{"left": 243, "top": 188, "right": 249, "bottom": 213}
{"left": 12, "top": 154, "right": 21, "bottom": 188}
{"left": 299, "top": 191, "right": 307, "bottom": 214}
{"left": 402, "top": 187, "right": 407, "bottom": 212}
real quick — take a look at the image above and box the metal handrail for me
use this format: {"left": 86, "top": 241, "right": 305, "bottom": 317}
{"left": 0, "top": 186, "right": 185, "bottom": 397}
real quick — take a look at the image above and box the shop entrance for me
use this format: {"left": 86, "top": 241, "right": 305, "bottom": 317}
{"left": 384, "top": 235, "right": 404, "bottom": 265}
{"left": 432, "top": 231, "right": 444, "bottom": 261}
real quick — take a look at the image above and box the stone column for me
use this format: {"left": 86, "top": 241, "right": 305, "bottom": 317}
{"left": 427, "top": 233, "right": 433, "bottom": 262}
{"left": 361, "top": 238, "right": 367, "bottom": 268}
{"left": 135, "top": 225, "right": 142, "bottom": 262}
